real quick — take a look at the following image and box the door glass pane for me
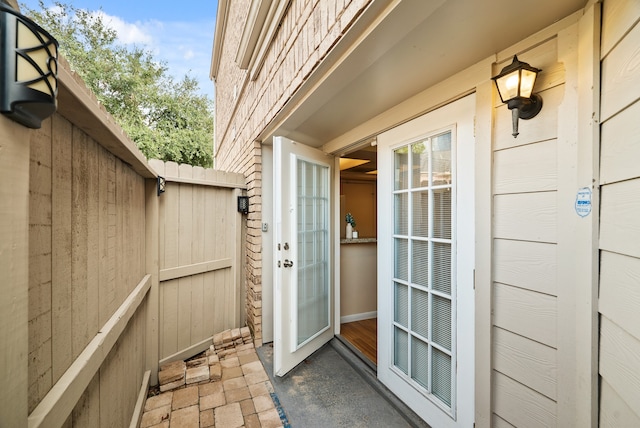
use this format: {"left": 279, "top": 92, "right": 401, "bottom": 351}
{"left": 394, "top": 238, "right": 408, "bottom": 281}
{"left": 394, "top": 150, "right": 409, "bottom": 190}
{"left": 431, "top": 132, "right": 451, "bottom": 186}
{"left": 412, "top": 190, "right": 429, "bottom": 237}
{"left": 433, "top": 189, "right": 451, "bottom": 239}
{"left": 392, "top": 130, "right": 454, "bottom": 410}
{"left": 411, "top": 140, "right": 429, "bottom": 188}
{"left": 433, "top": 242, "right": 451, "bottom": 295}
{"left": 432, "top": 348, "right": 452, "bottom": 407}
{"left": 432, "top": 295, "right": 451, "bottom": 351}
{"left": 394, "top": 327, "right": 408, "bottom": 374}
{"left": 411, "top": 336, "right": 429, "bottom": 389}
{"left": 411, "top": 288, "right": 429, "bottom": 338}
{"left": 411, "top": 240, "right": 429, "bottom": 287}
{"left": 296, "top": 159, "right": 329, "bottom": 346}
{"left": 394, "top": 282, "right": 408, "bottom": 327}
{"left": 394, "top": 193, "right": 408, "bottom": 235}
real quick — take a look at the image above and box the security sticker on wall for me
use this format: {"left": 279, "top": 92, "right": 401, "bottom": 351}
{"left": 575, "top": 187, "right": 592, "bottom": 217}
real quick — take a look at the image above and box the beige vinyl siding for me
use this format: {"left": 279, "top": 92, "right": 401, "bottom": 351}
{"left": 491, "top": 36, "right": 565, "bottom": 426}
{"left": 598, "top": 0, "right": 640, "bottom": 424}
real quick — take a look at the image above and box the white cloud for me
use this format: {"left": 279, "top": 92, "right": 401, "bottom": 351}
{"left": 92, "top": 11, "right": 155, "bottom": 45}
{"left": 84, "top": 11, "right": 215, "bottom": 98}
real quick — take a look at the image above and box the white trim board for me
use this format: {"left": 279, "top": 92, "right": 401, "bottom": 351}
{"left": 340, "top": 311, "right": 378, "bottom": 324}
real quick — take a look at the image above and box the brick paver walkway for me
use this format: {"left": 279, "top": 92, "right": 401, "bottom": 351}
{"left": 140, "top": 341, "right": 286, "bottom": 428}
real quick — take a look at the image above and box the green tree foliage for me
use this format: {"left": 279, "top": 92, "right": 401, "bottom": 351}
{"left": 23, "top": 1, "right": 214, "bottom": 167}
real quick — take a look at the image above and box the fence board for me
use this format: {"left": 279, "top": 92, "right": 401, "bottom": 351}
{"left": 87, "top": 138, "right": 100, "bottom": 347}
{"left": 51, "top": 115, "right": 73, "bottom": 383}
{"left": 177, "top": 164, "right": 194, "bottom": 352}
{"left": 159, "top": 259, "right": 232, "bottom": 281}
{"left": 192, "top": 167, "right": 206, "bottom": 342}
{"left": 71, "top": 128, "right": 89, "bottom": 359}
{"left": 28, "top": 118, "right": 53, "bottom": 411}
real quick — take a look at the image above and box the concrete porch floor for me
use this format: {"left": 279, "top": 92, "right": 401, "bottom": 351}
{"left": 257, "top": 338, "right": 430, "bottom": 428}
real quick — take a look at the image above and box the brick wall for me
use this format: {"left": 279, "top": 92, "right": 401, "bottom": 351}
{"left": 214, "top": 0, "right": 372, "bottom": 345}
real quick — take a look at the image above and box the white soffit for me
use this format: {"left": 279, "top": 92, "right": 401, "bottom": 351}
{"left": 273, "top": 0, "right": 587, "bottom": 148}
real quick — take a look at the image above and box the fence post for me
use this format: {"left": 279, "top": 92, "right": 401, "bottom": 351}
{"left": 233, "top": 188, "right": 245, "bottom": 328}
{"left": 0, "top": 116, "right": 31, "bottom": 426}
{"left": 145, "top": 161, "right": 162, "bottom": 385}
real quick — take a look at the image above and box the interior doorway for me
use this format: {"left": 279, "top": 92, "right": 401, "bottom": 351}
{"left": 338, "top": 143, "right": 378, "bottom": 367}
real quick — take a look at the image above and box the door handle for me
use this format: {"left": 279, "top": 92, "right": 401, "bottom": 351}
{"left": 283, "top": 259, "right": 294, "bottom": 268}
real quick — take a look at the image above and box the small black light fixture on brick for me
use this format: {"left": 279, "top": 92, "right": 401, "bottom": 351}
{"left": 492, "top": 55, "right": 543, "bottom": 138}
{"left": 237, "top": 195, "right": 249, "bottom": 215}
{"left": 0, "top": 2, "right": 59, "bottom": 129}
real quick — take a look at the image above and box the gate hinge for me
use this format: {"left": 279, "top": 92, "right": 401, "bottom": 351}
{"left": 473, "top": 268, "right": 476, "bottom": 290}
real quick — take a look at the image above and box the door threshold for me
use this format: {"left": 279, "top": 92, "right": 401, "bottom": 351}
{"left": 335, "top": 334, "right": 377, "bottom": 372}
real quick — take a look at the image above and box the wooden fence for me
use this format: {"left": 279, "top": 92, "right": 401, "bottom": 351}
{"left": 149, "top": 160, "right": 246, "bottom": 364}
{"left": 0, "top": 54, "right": 246, "bottom": 427}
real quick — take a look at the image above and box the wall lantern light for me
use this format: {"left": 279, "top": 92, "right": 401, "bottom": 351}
{"left": 1, "top": 3, "right": 59, "bottom": 129}
{"left": 492, "top": 55, "right": 542, "bottom": 138}
{"left": 237, "top": 196, "right": 249, "bottom": 215}
{"left": 157, "top": 176, "right": 166, "bottom": 196}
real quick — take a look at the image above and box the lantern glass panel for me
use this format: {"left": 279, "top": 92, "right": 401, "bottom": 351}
{"left": 519, "top": 69, "right": 537, "bottom": 98}
{"left": 495, "top": 70, "right": 520, "bottom": 102}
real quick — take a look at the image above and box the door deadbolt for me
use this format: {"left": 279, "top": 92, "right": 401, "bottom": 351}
{"left": 283, "top": 259, "right": 294, "bottom": 268}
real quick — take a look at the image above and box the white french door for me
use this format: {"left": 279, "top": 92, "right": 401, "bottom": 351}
{"left": 377, "top": 95, "right": 475, "bottom": 427}
{"left": 273, "top": 136, "right": 335, "bottom": 376}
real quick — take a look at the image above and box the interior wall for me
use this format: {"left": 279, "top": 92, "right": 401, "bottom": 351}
{"left": 340, "top": 181, "right": 377, "bottom": 238}
{"left": 340, "top": 243, "right": 377, "bottom": 320}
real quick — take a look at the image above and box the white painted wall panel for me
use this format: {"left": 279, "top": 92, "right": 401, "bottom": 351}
{"left": 600, "top": 20, "right": 640, "bottom": 122}
{"left": 599, "top": 251, "right": 640, "bottom": 343}
{"left": 493, "top": 239, "right": 557, "bottom": 296}
{"left": 494, "top": 140, "right": 557, "bottom": 195}
{"left": 599, "top": 317, "right": 640, "bottom": 416}
{"left": 494, "top": 192, "right": 557, "bottom": 243}
{"left": 493, "top": 327, "right": 557, "bottom": 400}
{"left": 600, "top": 179, "right": 640, "bottom": 259}
{"left": 600, "top": 99, "right": 640, "bottom": 185}
{"left": 600, "top": 378, "right": 640, "bottom": 427}
{"left": 493, "top": 283, "right": 557, "bottom": 348}
{"left": 493, "top": 371, "right": 557, "bottom": 427}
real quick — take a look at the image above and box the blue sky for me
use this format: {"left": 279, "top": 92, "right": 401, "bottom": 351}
{"left": 19, "top": 0, "right": 219, "bottom": 99}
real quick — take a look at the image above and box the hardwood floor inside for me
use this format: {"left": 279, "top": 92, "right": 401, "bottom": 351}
{"left": 340, "top": 318, "right": 377, "bottom": 365}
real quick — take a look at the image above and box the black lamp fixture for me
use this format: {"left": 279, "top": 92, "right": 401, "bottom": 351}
{"left": 1, "top": 2, "right": 59, "bottom": 129}
{"left": 237, "top": 196, "right": 249, "bottom": 215}
{"left": 157, "top": 176, "right": 166, "bottom": 196}
{"left": 492, "top": 55, "right": 542, "bottom": 138}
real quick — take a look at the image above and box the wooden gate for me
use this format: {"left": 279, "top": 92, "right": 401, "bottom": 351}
{"left": 149, "top": 160, "right": 246, "bottom": 363}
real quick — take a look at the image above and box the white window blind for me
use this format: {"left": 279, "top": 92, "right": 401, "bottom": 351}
{"left": 392, "top": 131, "right": 455, "bottom": 410}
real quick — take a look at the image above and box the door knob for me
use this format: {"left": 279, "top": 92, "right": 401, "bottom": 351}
{"left": 283, "top": 259, "right": 294, "bottom": 268}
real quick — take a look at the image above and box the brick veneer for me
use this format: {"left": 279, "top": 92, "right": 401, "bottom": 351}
{"left": 214, "top": 0, "right": 373, "bottom": 346}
